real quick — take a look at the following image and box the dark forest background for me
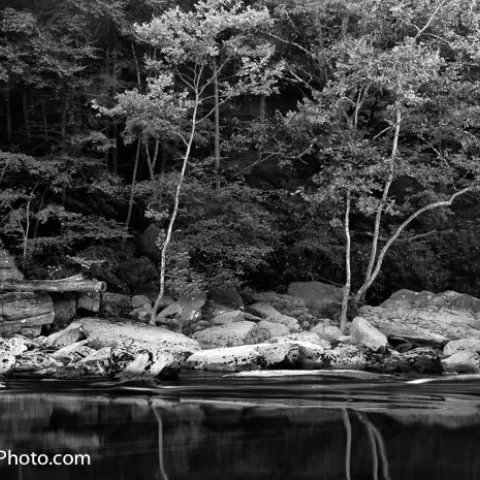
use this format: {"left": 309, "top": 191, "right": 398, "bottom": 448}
{"left": 1, "top": 0, "right": 480, "bottom": 308}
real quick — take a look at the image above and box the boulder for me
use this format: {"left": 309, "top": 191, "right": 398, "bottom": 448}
{"left": 444, "top": 339, "right": 480, "bottom": 357}
{"left": 155, "top": 317, "right": 182, "bottom": 332}
{"left": 52, "top": 296, "right": 77, "bottom": 324}
{"left": 256, "top": 343, "right": 299, "bottom": 367}
{"left": 323, "top": 345, "right": 368, "bottom": 370}
{"left": 296, "top": 342, "right": 326, "bottom": 368}
{"left": 287, "top": 281, "right": 343, "bottom": 317}
{"left": 257, "top": 320, "right": 289, "bottom": 338}
{"left": 13, "top": 351, "right": 63, "bottom": 373}
{"left": 79, "top": 347, "right": 113, "bottom": 365}
{"left": 0, "top": 248, "right": 23, "bottom": 281}
{"left": 210, "top": 310, "right": 244, "bottom": 325}
{"left": 0, "top": 291, "right": 54, "bottom": 335}
{"left": 359, "top": 288, "right": 480, "bottom": 345}
{"left": 192, "top": 321, "right": 259, "bottom": 349}
{"left": 247, "top": 302, "right": 301, "bottom": 332}
{"left": 186, "top": 345, "right": 263, "bottom": 372}
{"left": 382, "top": 347, "right": 442, "bottom": 375}
{"left": 155, "top": 294, "right": 207, "bottom": 324}
{"left": 77, "top": 292, "right": 100, "bottom": 314}
{"left": 129, "top": 304, "right": 154, "bottom": 323}
{"left": 100, "top": 292, "right": 131, "bottom": 317}
{"left": 207, "top": 287, "right": 244, "bottom": 310}
{"left": 43, "top": 324, "right": 87, "bottom": 349}
{"left": 269, "top": 331, "right": 330, "bottom": 347}
{"left": 62, "top": 318, "right": 201, "bottom": 359}
{"left": 0, "top": 352, "right": 15, "bottom": 375}
{"left": 131, "top": 295, "right": 152, "bottom": 308}
{"left": 351, "top": 317, "right": 388, "bottom": 351}
{"left": 251, "top": 292, "right": 306, "bottom": 316}
{"left": 116, "top": 350, "right": 178, "bottom": 379}
{"left": 0, "top": 337, "right": 29, "bottom": 356}
{"left": 52, "top": 340, "right": 91, "bottom": 360}
{"left": 442, "top": 351, "right": 480, "bottom": 374}
{"left": 312, "top": 324, "right": 343, "bottom": 344}
{"left": 55, "top": 344, "right": 96, "bottom": 365}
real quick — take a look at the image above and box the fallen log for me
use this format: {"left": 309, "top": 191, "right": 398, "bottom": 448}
{"left": 0, "top": 275, "right": 106, "bottom": 293}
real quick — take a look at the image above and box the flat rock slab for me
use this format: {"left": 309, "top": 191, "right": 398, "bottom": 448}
{"left": 192, "top": 321, "right": 259, "bottom": 348}
{"left": 444, "top": 338, "right": 480, "bottom": 357}
{"left": 359, "top": 305, "right": 478, "bottom": 344}
{"left": 247, "top": 302, "right": 300, "bottom": 332}
{"left": 186, "top": 345, "right": 263, "bottom": 372}
{"left": 69, "top": 318, "right": 201, "bottom": 356}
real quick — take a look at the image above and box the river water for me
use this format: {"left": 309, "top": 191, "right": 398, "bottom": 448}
{"left": 1, "top": 371, "right": 480, "bottom": 479}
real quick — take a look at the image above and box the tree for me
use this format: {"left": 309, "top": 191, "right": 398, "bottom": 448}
{"left": 270, "top": 0, "right": 480, "bottom": 330}
{"left": 102, "top": 0, "right": 282, "bottom": 323}
{"left": 134, "top": 0, "right": 282, "bottom": 186}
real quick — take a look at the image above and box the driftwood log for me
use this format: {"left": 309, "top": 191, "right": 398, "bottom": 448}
{"left": 0, "top": 274, "right": 106, "bottom": 293}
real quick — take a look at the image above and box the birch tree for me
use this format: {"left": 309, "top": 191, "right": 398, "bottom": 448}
{"left": 273, "top": 0, "right": 480, "bottom": 330}
{"left": 104, "top": 0, "right": 282, "bottom": 323}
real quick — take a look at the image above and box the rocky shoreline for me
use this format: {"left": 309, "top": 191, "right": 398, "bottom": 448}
{"left": 2, "top": 248, "right": 480, "bottom": 381}
{"left": 1, "top": 286, "right": 480, "bottom": 381}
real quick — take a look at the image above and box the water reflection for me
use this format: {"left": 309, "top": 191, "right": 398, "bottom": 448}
{"left": 1, "top": 376, "right": 480, "bottom": 479}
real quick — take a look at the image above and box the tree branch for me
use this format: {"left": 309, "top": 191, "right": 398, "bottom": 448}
{"left": 413, "top": 0, "right": 449, "bottom": 41}
{"left": 355, "top": 185, "right": 477, "bottom": 305}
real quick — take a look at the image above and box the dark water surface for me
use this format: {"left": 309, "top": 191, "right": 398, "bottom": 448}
{"left": 2, "top": 371, "right": 480, "bottom": 479}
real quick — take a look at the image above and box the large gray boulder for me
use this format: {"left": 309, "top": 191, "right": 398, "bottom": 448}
{"left": 65, "top": 318, "right": 200, "bottom": 358}
{"left": 323, "top": 345, "right": 368, "bottom": 370}
{"left": 359, "top": 289, "right": 480, "bottom": 345}
{"left": 442, "top": 351, "right": 480, "bottom": 374}
{"left": 312, "top": 324, "right": 343, "bottom": 345}
{"left": 210, "top": 310, "right": 244, "bottom": 325}
{"left": 351, "top": 317, "right": 388, "bottom": 351}
{"left": 444, "top": 338, "right": 480, "bottom": 357}
{"left": 288, "top": 281, "right": 343, "bottom": 317}
{"left": 257, "top": 320, "right": 289, "bottom": 338}
{"left": 247, "top": 302, "right": 301, "bottom": 332}
{"left": 185, "top": 342, "right": 323, "bottom": 372}
{"left": 155, "top": 294, "right": 207, "bottom": 324}
{"left": 185, "top": 345, "right": 263, "bottom": 372}
{"left": 251, "top": 292, "right": 306, "bottom": 316}
{"left": 192, "top": 321, "right": 259, "bottom": 349}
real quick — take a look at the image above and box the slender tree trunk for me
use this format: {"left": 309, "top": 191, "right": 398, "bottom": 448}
{"left": 5, "top": 84, "right": 12, "bottom": 144}
{"left": 258, "top": 95, "right": 266, "bottom": 160}
{"left": 61, "top": 98, "right": 68, "bottom": 147}
{"left": 363, "top": 109, "right": 402, "bottom": 287}
{"left": 112, "top": 41, "right": 119, "bottom": 174}
{"left": 213, "top": 61, "right": 221, "bottom": 190}
{"left": 42, "top": 97, "right": 48, "bottom": 143}
{"left": 23, "top": 89, "right": 31, "bottom": 141}
{"left": 151, "top": 139, "right": 160, "bottom": 172}
{"left": 131, "top": 42, "right": 142, "bottom": 91}
{"left": 123, "top": 141, "right": 141, "bottom": 248}
{"left": 33, "top": 187, "right": 48, "bottom": 248}
{"left": 21, "top": 195, "right": 33, "bottom": 263}
{"left": 160, "top": 147, "right": 166, "bottom": 176}
{"left": 340, "top": 189, "right": 351, "bottom": 332}
{"left": 150, "top": 102, "right": 199, "bottom": 324}
{"left": 144, "top": 138, "right": 155, "bottom": 180}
